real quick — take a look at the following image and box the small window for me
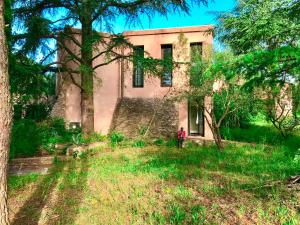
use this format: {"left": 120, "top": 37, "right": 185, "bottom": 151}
{"left": 133, "top": 46, "right": 144, "bottom": 88}
{"left": 190, "top": 43, "right": 202, "bottom": 63}
{"left": 161, "top": 44, "right": 173, "bottom": 87}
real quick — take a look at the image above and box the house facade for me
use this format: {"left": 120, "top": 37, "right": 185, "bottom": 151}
{"left": 52, "top": 25, "right": 214, "bottom": 139}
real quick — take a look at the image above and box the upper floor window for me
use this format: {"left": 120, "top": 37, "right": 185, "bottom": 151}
{"left": 190, "top": 43, "right": 202, "bottom": 63}
{"left": 190, "top": 43, "right": 203, "bottom": 86}
{"left": 161, "top": 44, "right": 173, "bottom": 87}
{"left": 133, "top": 46, "right": 144, "bottom": 88}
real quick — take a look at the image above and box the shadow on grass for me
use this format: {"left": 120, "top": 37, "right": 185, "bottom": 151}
{"left": 12, "top": 158, "right": 89, "bottom": 225}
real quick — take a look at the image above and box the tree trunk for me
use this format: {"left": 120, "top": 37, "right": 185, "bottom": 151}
{"left": 214, "top": 126, "right": 224, "bottom": 150}
{"left": 204, "top": 107, "right": 224, "bottom": 150}
{"left": 80, "top": 3, "right": 94, "bottom": 134}
{"left": 0, "top": 1, "right": 12, "bottom": 224}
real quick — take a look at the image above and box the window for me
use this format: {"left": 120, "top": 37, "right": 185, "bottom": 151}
{"left": 133, "top": 46, "right": 144, "bottom": 87}
{"left": 190, "top": 43, "right": 202, "bottom": 63}
{"left": 188, "top": 101, "right": 204, "bottom": 136}
{"left": 161, "top": 44, "right": 173, "bottom": 87}
{"left": 190, "top": 43, "right": 203, "bottom": 86}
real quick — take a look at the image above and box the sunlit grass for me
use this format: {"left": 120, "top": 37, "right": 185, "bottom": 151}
{"left": 8, "top": 144, "right": 300, "bottom": 224}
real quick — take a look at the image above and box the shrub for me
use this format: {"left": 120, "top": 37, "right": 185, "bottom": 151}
{"left": 24, "top": 103, "right": 50, "bottom": 122}
{"left": 72, "top": 133, "right": 83, "bottom": 146}
{"left": 214, "top": 91, "right": 258, "bottom": 128}
{"left": 38, "top": 118, "right": 73, "bottom": 153}
{"left": 110, "top": 131, "right": 125, "bottom": 147}
{"left": 10, "top": 119, "right": 40, "bottom": 159}
{"left": 132, "top": 139, "right": 146, "bottom": 148}
{"left": 154, "top": 138, "right": 164, "bottom": 146}
{"left": 293, "top": 149, "right": 300, "bottom": 164}
{"left": 10, "top": 118, "right": 74, "bottom": 159}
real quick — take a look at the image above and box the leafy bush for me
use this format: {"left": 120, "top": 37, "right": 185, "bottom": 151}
{"left": 154, "top": 138, "right": 164, "bottom": 146}
{"left": 10, "top": 119, "right": 40, "bottom": 159}
{"left": 132, "top": 139, "right": 146, "bottom": 148}
{"left": 110, "top": 131, "right": 125, "bottom": 147}
{"left": 38, "top": 118, "right": 73, "bottom": 153}
{"left": 10, "top": 118, "right": 74, "bottom": 159}
{"left": 24, "top": 103, "right": 50, "bottom": 122}
{"left": 214, "top": 91, "right": 259, "bottom": 128}
{"left": 72, "top": 133, "right": 83, "bottom": 146}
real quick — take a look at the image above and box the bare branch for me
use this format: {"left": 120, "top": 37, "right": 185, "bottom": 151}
{"left": 93, "top": 54, "right": 131, "bottom": 70}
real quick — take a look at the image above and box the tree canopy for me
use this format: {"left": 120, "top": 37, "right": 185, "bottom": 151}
{"left": 213, "top": 0, "right": 300, "bottom": 135}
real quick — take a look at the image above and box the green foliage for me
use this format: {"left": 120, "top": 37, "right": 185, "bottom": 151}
{"left": 214, "top": 89, "right": 258, "bottom": 128}
{"left": 154, "top": 138, "right": 165, "bottom": 146}
{"left": 169, "top": 203, "right": 186, "bottom": 224}
{"left": 221, "top": 122, "right": 300, "bottom": 157}
{"left": 187, "top": 50, "right": 249, "bottom": 148}
{"left": 132, "top": 139, "right": 146, "bottom": 148}
{"left": 213, "top": 0, "right": 300, "bottom": 135}
{"left": 72, "top": 133, "right": 83, "bottom": 146}
{"left": 293, "top": 149, "right": 300, "bottom": 164}
{"left": 10, "top": 54, "right": 54, "bottom": 99}
{"left": 216, "top": 0, "right": 300, "bottom": 54}
{"left": 37, "top": 118, "right": 73, "bottom": 154}
{"left": 10, "top": 118, "right": 73, "bottom": 159}
{"left": 110, "top": 131, "right": 125, "bottom": 147}
{"left": 10, "top": 119, "right": 40, "bottom": 159}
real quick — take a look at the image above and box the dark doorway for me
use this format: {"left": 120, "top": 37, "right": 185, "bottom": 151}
{"left": 188, "top": 102, "right": 204, "bottom": 136}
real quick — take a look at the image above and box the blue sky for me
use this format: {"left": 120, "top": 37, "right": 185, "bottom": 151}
{"left": 114, "top": 0, "right": 236, "bottom": 33}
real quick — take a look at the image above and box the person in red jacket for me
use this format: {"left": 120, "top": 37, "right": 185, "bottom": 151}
{"left": 177, "top": 127, "right": 186, "bottom": 148}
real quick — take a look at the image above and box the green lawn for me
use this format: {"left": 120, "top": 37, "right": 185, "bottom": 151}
{"left": 8, "top": 143, "right": 300, "bottom": 225}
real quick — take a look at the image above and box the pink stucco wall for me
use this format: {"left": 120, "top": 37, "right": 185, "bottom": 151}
{"left": 62, "top": 25, "right": 214, "bottom": 139}
{"left": 93, "top": 59, "right": 120, "bottom": 134}
{"left": 123, "top": 26, "right": 213, "bottom": 99}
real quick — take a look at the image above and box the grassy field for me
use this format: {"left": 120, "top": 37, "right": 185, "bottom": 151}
{"left": 221, "top": 121, "right": 300, "bottom": 157}
{"left": 8, "top": 142, "right": 300, "bottom": 225}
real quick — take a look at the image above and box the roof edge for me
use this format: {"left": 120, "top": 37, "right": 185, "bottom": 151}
{"left": 123, "top": 25, "right": 214, "bottom": 37}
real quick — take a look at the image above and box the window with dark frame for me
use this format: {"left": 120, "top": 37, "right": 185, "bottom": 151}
{"left": 133, "top": 46, "right": 144, "bottom": 88}
{"left": 190, "top": 42, "right": 202, "bottom": 63}
{"left": 190, "top": 42, "right": 203, "bottom": 86}
{"left": 161, "top": 44, "right": 173, "bottom": 87}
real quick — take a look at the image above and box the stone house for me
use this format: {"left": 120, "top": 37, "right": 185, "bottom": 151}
{"left": 52, "top": 25, "right": 214, "bottom": 139}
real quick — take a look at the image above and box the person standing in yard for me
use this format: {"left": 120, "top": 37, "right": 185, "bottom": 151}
{"left": 177, "top": 127, "right": 186, "bottom": 148}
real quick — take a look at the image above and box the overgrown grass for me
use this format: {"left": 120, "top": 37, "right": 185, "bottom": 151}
{"left": 221, "top": 121, "right": 300, "bottom": 157}
{"left": 8, "top": 143, "right": 300, "bottom": 224}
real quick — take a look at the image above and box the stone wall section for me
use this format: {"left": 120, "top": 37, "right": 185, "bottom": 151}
{"left": 50, "top": 90, "right": 65, "bottom": 119}
{"left": 110, "top": 98, "right": 179, "bottom": 138}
